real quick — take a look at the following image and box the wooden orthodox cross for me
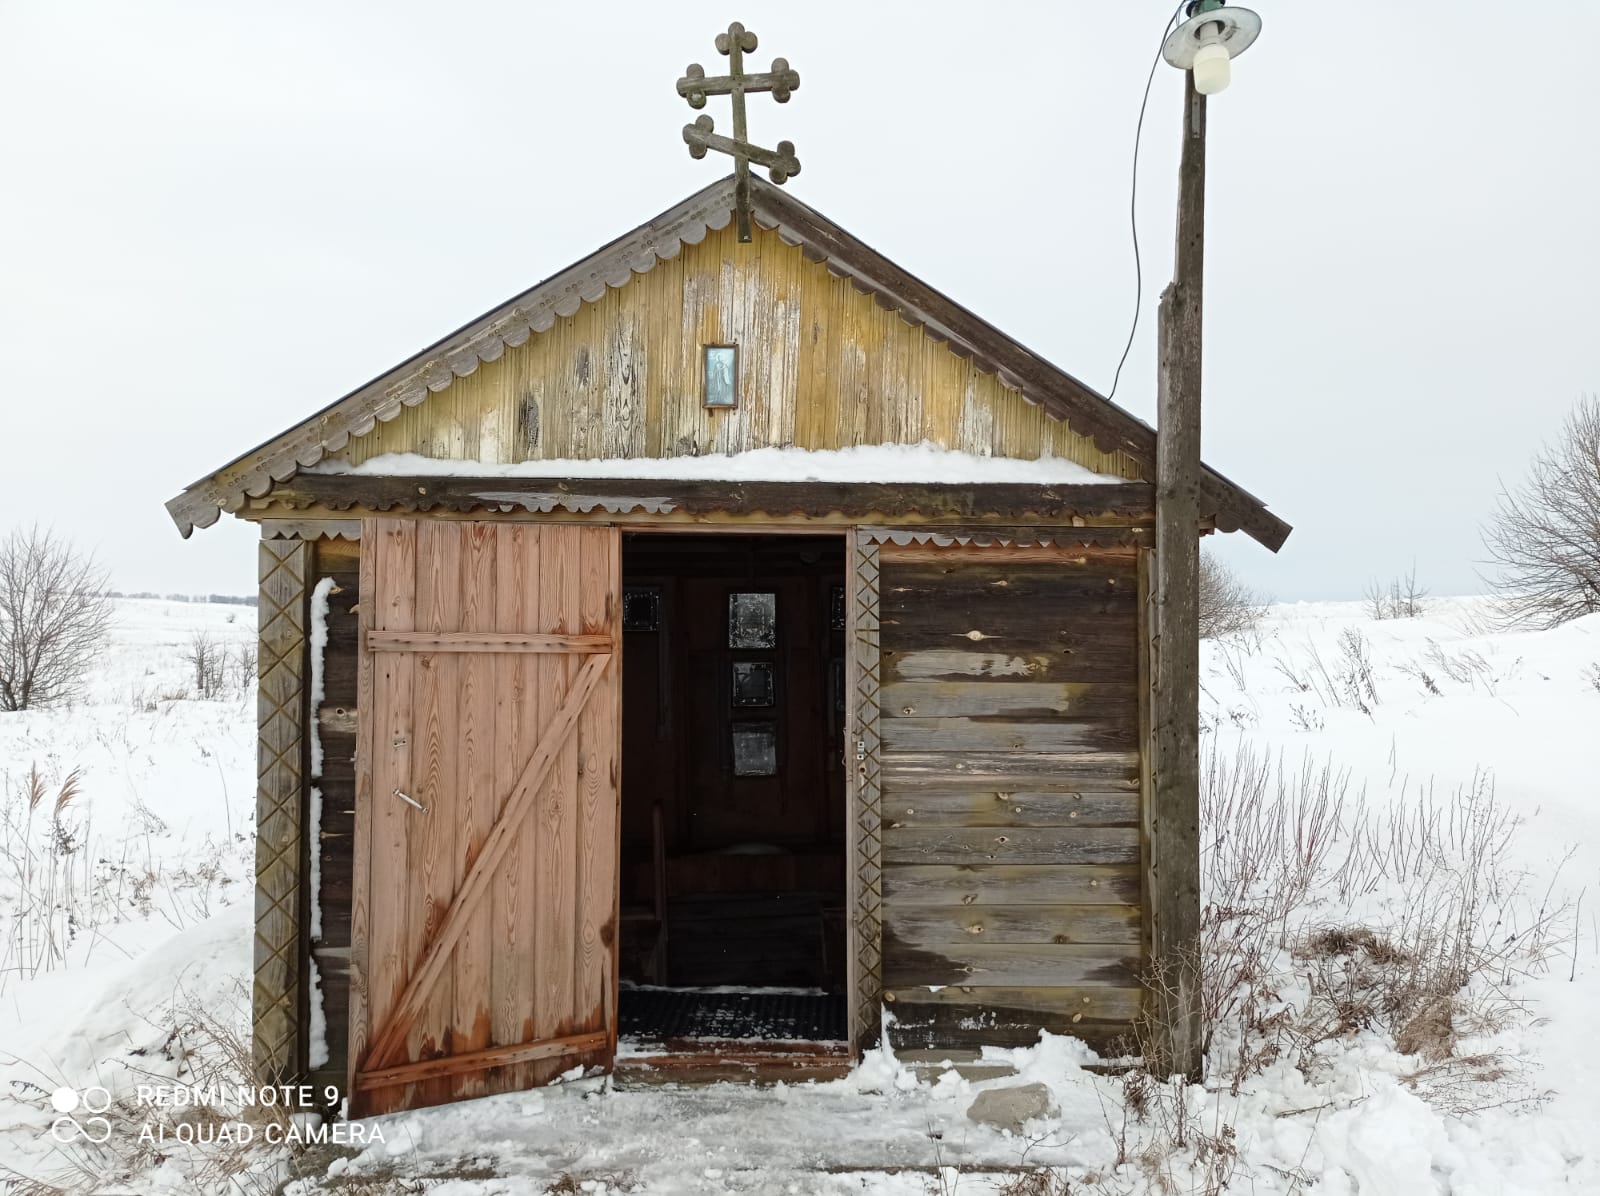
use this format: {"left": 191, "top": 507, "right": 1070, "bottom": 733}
{"left": 677, "top": 21, "right": 801, "bottom": 242}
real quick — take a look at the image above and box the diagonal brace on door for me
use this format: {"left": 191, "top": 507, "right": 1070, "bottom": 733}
{"left": 360, "top": 650, "right": 613, "bottom": 1073}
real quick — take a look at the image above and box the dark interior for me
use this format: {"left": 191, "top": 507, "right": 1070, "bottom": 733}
{"left": 618, "top": 532, "right": 848, "bottom": 1042}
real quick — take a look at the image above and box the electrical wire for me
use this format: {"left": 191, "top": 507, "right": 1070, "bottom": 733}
{"left": 1107, "top": 2, "right": 1188, "bottom": 402}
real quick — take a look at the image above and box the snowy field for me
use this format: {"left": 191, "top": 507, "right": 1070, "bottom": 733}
{"left": 0, "top": 595, "right": 1596, "bottom": 1194}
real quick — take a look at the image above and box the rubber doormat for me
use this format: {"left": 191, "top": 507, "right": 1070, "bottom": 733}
{"left": 619, "top": 988, "right": 847, "bottom": 1044}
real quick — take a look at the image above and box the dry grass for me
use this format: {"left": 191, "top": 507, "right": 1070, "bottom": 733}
{"left": 996, "top": 1169, "right": 1075, "bottom": 1195}
{"left": 1081, "top": 737, "right": 1570, "bottom": 1193}
{"left": 0, "top": 980, "right": 302, "bottom": 1196}
{"left": 1199, "top": 740, "right": 1568, "bottom": 1102}
{"left": 0, "top": 756, "right": 246, "bottom": 996}
{"left": 0, "top": 763, "right": 94, "bottom": 987}
{"left": 1271, "top": 630, "right": 1382, "bottom": 716}
{"left": 541, "top": 1173, "right": 633, "bottom": 1195}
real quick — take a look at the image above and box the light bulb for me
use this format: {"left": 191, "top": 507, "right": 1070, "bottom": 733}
{"left": 1192, "top": 40, "right": 1232, "bottom": 95}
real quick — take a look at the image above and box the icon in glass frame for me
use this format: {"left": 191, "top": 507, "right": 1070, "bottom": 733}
{"left": 731, "top": 660, "right": 775, "bottom": 707}
{"left": 704, "top": 344, "right": 738, "bottom": 409}
{"left": 731, "top": 720, "right": 778, "bottom": 777}
{"left": 728, "top": 591, "right": 777, "bottom": 649}
{"left": 622, "top": 587, "right": 661, "bottom": 632}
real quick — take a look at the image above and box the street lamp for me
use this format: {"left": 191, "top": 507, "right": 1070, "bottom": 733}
{"left": 1162, "top": 1, "right": 1262, "bottom": 95}
{"left": 1146, "top": 0, "right": 1262, "bottom": 1083}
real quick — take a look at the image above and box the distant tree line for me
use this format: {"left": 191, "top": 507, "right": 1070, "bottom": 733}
{"left": 109, "top": 591, "right": 257, "bottom": 606}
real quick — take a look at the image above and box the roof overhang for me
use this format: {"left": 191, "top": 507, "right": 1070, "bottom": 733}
{"left": 246, "top": 473, "right": 1157, "bottom": 527}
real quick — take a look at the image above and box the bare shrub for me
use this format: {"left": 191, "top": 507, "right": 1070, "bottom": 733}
{"left": 230, "top": 641, "right": 257, "bottom": 690}
{"left": 179, "top": 631, "right": 254, "bottom": 702}
{"left": 0, "top": 526, "right": 114, "bottom": 710}
{"left": 1483, "top": 395, "right": 1600, "bottom": 628}
{"left": 1198, "top": 552, "right": 1266, "bottom": 639}
{"left": 1364, "top": 564, "right": 1429, "bottom": 620}
{"left": 184, "top": 629, "right": 228, "bottom": 701}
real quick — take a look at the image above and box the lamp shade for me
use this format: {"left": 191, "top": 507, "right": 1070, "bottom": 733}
{"left": 1191, "top": 40, "right": 1232, "bottom": 94}
{"left": 1161, "top": 6, "right": 1262, "bottom": 90}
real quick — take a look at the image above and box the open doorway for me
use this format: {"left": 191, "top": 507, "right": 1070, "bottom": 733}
{"left": 617, "top": 532, "right": 849, "bottom": 1053}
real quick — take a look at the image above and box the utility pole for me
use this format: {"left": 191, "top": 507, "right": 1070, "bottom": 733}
{"left": 1149, "top": 0, "right": 1259, "bottom": 1082}
{"left": 1149, "top": 68, "right": 1206, "bottom": 1083}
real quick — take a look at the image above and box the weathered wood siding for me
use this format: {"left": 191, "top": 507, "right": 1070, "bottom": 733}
{"left": 330, "top": 223, "right": 1141, "bottom": 478}
{"left": 876, "top": 544, "right": 1143, "bottom": 1052}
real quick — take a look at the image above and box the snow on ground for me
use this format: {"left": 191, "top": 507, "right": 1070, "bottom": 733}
{"left": 0, "top": 599, "right": 257, "bottom": 1189}
{"left": 1202, "top": 597, "right": 1598, "bottom": 893}
{"left": 1198, "top": 598, "right": 1600, "bottom": 1147}
{"left": 0, "top": 595, "right": 1596, "bottom": 1194}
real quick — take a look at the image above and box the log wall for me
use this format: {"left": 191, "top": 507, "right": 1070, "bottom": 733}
{"left": 306, "top": 537, "right": 361, "bottom": 1096}
{"left": 327, "top": 223, "right": 1141, "bottom": 480}
{"left": 875, "top": 544, "right": 1144, "bottom": 1052}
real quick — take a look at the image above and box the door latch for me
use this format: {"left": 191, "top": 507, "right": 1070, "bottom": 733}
{"left": 392, "top": 788, "right": 429, "bottom": 814}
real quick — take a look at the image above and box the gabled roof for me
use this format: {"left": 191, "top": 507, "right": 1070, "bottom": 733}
{"left": 166, "top": 175, "right": 1290, "bottom": 550}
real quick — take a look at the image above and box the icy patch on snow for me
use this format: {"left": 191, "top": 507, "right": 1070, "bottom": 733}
{"left": 309, "top": 442, "right": 1126, "bottom": 485}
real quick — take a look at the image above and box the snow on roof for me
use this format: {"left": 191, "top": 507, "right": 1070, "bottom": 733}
{"left": 307, "top": 443, "right": 1128, "bottom": 486}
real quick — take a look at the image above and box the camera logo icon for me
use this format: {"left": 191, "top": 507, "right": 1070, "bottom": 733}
{"left": 49, "top": 1087, "right": 112, "bottom": 1143}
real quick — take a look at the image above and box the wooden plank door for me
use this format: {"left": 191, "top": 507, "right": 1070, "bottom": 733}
{"left": 349, "top": 520, "right": 621, "bottom": 1116}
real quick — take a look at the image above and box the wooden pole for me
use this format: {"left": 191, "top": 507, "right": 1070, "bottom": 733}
{"left": 1149, "top": 69, "right": 1206, "bottom": 1081}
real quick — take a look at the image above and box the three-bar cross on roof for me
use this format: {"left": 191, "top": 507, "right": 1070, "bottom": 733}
{"left": 677, "top": 21, "right": 801, "bottom": 242}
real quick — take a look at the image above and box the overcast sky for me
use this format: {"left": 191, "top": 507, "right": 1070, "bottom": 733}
{"left": 1, "top": 1, "right": 1595, "bottom": 601}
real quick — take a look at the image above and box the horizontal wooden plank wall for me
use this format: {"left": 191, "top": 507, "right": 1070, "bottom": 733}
{"left": 876, "top": 543, "right": 1143, "bottom": 1053}
{"left": 330, "top": 223, "right": 1142, "bottom": 480}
